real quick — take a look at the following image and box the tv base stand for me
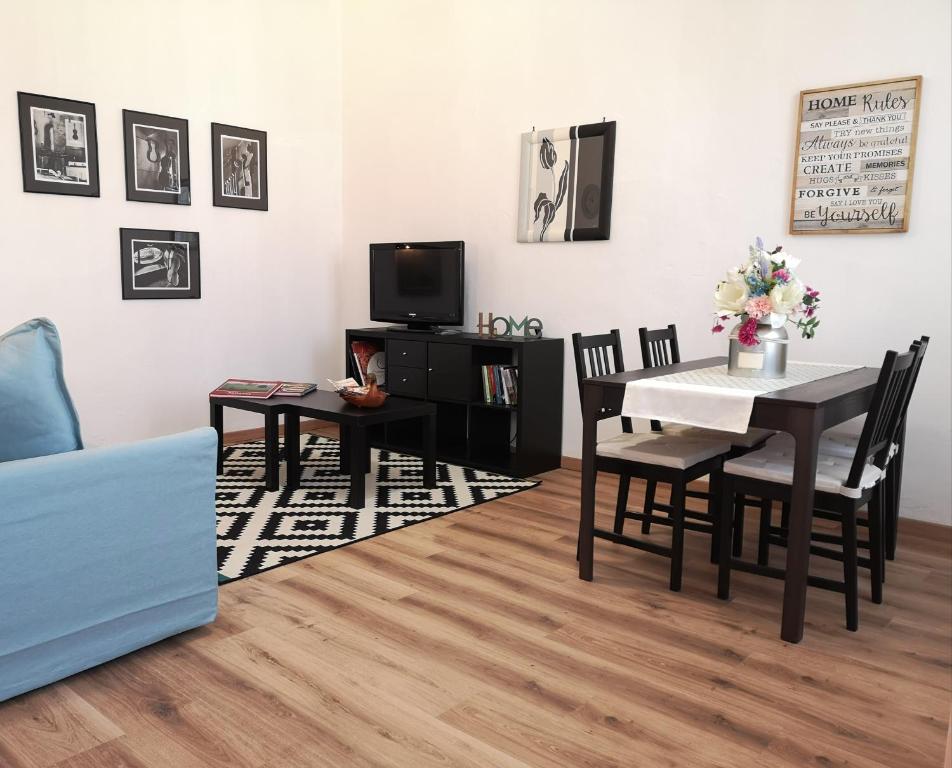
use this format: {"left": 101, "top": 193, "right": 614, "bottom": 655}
{"left": 346, "top": 327, "right": 563, "bottom": 477}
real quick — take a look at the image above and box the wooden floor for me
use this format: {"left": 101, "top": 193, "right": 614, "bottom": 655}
{"left": 2, "top": 424, "right": 950, "bottom": 767}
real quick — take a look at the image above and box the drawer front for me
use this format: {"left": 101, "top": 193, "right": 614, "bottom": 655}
{"left": 427, "top": 343, "right": 473, "bottom": 402}
{"left": 388, "top": 365, "right": 426, "bottom": 398}
{"left": 388, "top": 339, "right": 427, "bottom": 369}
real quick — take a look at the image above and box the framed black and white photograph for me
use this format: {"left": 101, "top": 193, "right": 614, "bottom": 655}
{"left": 122, "top": 110, "right": 190, "bottom": 205}
{"left": 119, "top": 228, "right": 201, "bottom": 300}
{"left": 517, "top": 120, "right": 615, "bottom": 242}
{"left": 211, "top": 122, "right": 268, "bottom": 211}
{"left": 17, "top": 92, "right": 99, "bottom": 197}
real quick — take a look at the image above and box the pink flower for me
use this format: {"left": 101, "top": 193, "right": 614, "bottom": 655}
{"left": 744, "top": 296, "right": 772, "bottom": 320}
{"left": 711, "top": 324, "right": 725, "bottom": 334}
{"left": 738, "top": 316, "right": 760, "bottom": 346}
{"left": 772, "top": 268, "right": 791, "bottom": 283}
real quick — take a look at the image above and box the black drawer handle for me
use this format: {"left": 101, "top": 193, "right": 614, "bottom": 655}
{"left": 401, "top": 377, "right": 408, "bottom": 383}
{"left": 401, "top": 351, "right": 407, "bottom": 356}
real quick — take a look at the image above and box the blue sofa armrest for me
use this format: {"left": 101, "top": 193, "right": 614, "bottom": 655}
{"left": 0, "top": 428, "right": 219, "bottom": 701}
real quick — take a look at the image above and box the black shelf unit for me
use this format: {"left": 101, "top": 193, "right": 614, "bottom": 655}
{"left": 345, "top": 328, "right": 563, "bottom": 477}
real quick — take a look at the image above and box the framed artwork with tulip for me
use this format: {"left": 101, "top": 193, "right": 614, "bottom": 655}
{"left": 517, "top": 120, "right": 615, "bottom": 242}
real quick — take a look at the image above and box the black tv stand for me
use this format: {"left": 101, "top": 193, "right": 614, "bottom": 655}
{"left": 346, "top": 327, "right": 563, "bottom": 476}
{"left": 386, "top": 325, "right": 460, "bottom": 336}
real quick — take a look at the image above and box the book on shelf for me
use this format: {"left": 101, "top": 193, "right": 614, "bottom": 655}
{"left": 480, "top": 364, "right": 518, "bottom": 406}
{"left": 277, "top": 382, "right": 317, "bottom": 397}
{"left": 210, "top": 379, "right": 282, "bottom": 399}
{"left": 351, "top": 340, "right": 386, "bottom": 386}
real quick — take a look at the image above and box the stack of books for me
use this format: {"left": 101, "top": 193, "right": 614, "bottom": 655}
{"left": 210, "top": 379, "right": 317, "bottom": 399}
{"left": 480, "top": 365, "right": 518, "bottom": 406}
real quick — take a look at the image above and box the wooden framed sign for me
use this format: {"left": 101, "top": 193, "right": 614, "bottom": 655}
{"left": 789, "top": 75, "right": 921, "bottom": 235}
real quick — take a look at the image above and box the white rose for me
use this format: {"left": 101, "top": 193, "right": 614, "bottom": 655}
{"left": 714, "top": 277, "right": 749, "bottom": 313}
{"left": 769, "top": 282, "right": 805, "bottom": 316}
{"left": 781, "top": 252, "right": 801, "bottom": 270}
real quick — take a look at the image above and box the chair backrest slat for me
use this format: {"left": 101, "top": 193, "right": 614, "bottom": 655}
{"left": 638, "top": 324, "right": 681, "bottom": 432}
{"left": 845, "top": 343, "right": 923, "bottom": 489}
{"left": 572, "top": 329, "right": 632, "bottom": 433}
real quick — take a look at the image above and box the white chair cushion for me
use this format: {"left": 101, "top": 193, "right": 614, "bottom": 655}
{"left": 768, "top": 430, "right": 898, "bottom": 465}
{"left": 819, "top": 430, "right": 860, "bottom": 459}
{"left": 724, "top": 442, "right": 883, "bottom": 499}
{"left": 664, "top": 424, "right": 775, "bottom": 449}
{"left": 597, "top": 432, "right": 731, "bottom": 470}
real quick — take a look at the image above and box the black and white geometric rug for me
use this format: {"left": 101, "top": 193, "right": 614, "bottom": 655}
{"left": 216, "top": 434, "right": 539, "bottom": 583}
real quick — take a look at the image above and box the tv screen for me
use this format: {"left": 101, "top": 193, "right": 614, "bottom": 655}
{"left": 370, "top": 241, "right": 464, "bottom": 329}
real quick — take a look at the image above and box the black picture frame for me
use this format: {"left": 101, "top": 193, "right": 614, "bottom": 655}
{"left": 119, "top": 228, "right": 201, "bottom": 300}
{"left": 122, "top": 110, "right": 191, "bottom": 205}
{"left": 572, "top": 120, "right": 615, "bottom": 241}
{"left": 17, "top": 92, "right": 100, "bottom": 197}
{"left": 211, "top": 122, "right": 268, "bottom": 211}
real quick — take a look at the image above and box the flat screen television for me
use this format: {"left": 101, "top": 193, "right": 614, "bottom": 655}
{"left": 369, "top": 241, "right": 465, "bottom": 331}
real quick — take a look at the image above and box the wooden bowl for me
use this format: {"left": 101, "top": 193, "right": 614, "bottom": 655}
{"left": 338, "top": 374, "right": 389, "bottom": 408}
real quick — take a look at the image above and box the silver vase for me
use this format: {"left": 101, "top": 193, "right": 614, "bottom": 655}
{"left": 728, "top": 319, "right": 788, "bottom": 378}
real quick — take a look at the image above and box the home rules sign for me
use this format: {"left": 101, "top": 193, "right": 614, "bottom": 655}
{"left": 790, "top": 76, "right": 921, "bottom": 235}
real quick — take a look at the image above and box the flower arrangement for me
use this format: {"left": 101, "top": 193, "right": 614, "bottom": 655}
{"left": 712, "top": 237, "right": 821, "bottom": 346}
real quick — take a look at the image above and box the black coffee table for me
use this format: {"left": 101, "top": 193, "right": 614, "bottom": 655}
{"left": 210, "top": 390, "right": 437, "bottom": 508}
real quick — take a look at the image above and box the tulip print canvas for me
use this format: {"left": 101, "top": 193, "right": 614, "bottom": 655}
{"left": 517, "top": 121, "right": 615, "bottom": 242}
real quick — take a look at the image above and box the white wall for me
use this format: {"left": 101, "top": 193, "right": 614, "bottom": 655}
{"left": 339, "top": 0, "right": 952, "bottom": 523}
{"left": 1, "top": 0, "right": 343, "bottom": 444}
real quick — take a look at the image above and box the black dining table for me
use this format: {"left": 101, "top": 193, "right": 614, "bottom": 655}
{"left": 578, "top": 356, "right": 880, "bottom": 643}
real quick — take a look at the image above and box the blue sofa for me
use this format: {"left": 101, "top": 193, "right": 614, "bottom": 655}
{"left": 0, "top": 319, "right": 218, "bottom": 702}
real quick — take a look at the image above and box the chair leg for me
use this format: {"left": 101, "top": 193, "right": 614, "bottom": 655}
{"left": 669, "top": 481, "right": 686, "bottom": 592}
{"left": 717, "top": 476, "right": 734, "bottom": 600}
{"left": 884, "top": 467, "right": 898, "bottom": 562}
{"left": 732, "top": 494, "right": 745, "bottom": 557}
{"left": 641, "top": 479, "right": 657, "bottom": 534}
{"left": 868, "top": 486, "right": 884, "bottom": 604}
{"left": 708, "top": 470, "right": 721, "bottom": 564}
{"left": 613, "top": 474, "right": 631, "bottom": 535}
{"left": 780, "top": 501, "right": 790, "bottom": 540}
{"left": 842, "top": 509, "right": 859, "bottom": 631}
{"left": 757, "top": 498, "right": 772, "bottom": 566}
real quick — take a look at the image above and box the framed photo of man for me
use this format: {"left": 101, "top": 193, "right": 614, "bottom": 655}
{"left": 18, "top": 92, "right": 100, "bottom": 197}
{"left": 119, "top": 228, "right": 201, "bottom": 300}
{"left": 123, "top": 110, "right": 191, "bottom": 205}
{"left": 211, "top": 123, "right": 268, "bottom": 211}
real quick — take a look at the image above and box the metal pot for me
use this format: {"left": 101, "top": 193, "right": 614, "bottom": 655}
{"left": 728, "top": 320, "right": 788, "bottom": 378}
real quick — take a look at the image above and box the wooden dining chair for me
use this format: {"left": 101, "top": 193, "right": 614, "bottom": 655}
{"left": 757, "top": 338, "right": 929, "bottom": 581}
{"left": 637, "top": 324, "right": 774, "bottom": 558}
{"left": 572, "top": 330, "right": 633, "bottom": 537}
{"left": 572, "top": 329, "right": 733, "bottom": 591}
{"left": 717, "top": 345, "right": 920, "bottom": 631}
{"left": 810, "top": 336, "right": 929, "bottom": 562}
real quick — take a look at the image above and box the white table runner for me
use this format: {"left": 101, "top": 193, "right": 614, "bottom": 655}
{"left": 621, "top": 362, "right": 861, "bottom": 434}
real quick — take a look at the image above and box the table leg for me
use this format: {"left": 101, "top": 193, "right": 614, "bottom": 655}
{"left": 285, "top": 411, "right": 300, "bottom": 490}
{"left": 780, "top": 414, "right": 822, "bottom": 643}
{"left": 210, "top": 401, "right": 224, "bottom": 474}
{"left": 578, "top": 383, "right": 601, "bottom": 581}
{"left": 423, "top": 412, "right": 437, "bottom": 488}
{"left": 339, "top": 425, "right": 350, "bottom": 474}
{"left": 264, "top": 411, "right": 280, "bottom": 492}
{"left": 348, "top": 426, "right": 366, "bottom": 509}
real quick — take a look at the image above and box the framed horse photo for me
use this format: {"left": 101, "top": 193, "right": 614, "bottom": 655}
{"left": 211, "top": 122, "right": 268, "bottom": 211}
{"left": 122, "top": 110, "right": 191, "bottom": 205}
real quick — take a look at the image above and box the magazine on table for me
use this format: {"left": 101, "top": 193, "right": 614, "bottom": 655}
{"left": 210, "top": 379, "right": 283, "bottom": 399}
{"left": 276, "top": 382, "right": 317, "bottom": 397}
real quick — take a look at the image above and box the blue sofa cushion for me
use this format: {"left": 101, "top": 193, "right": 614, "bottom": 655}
{"left": 0, "top": 318, "right": 83, "bottom": 462}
